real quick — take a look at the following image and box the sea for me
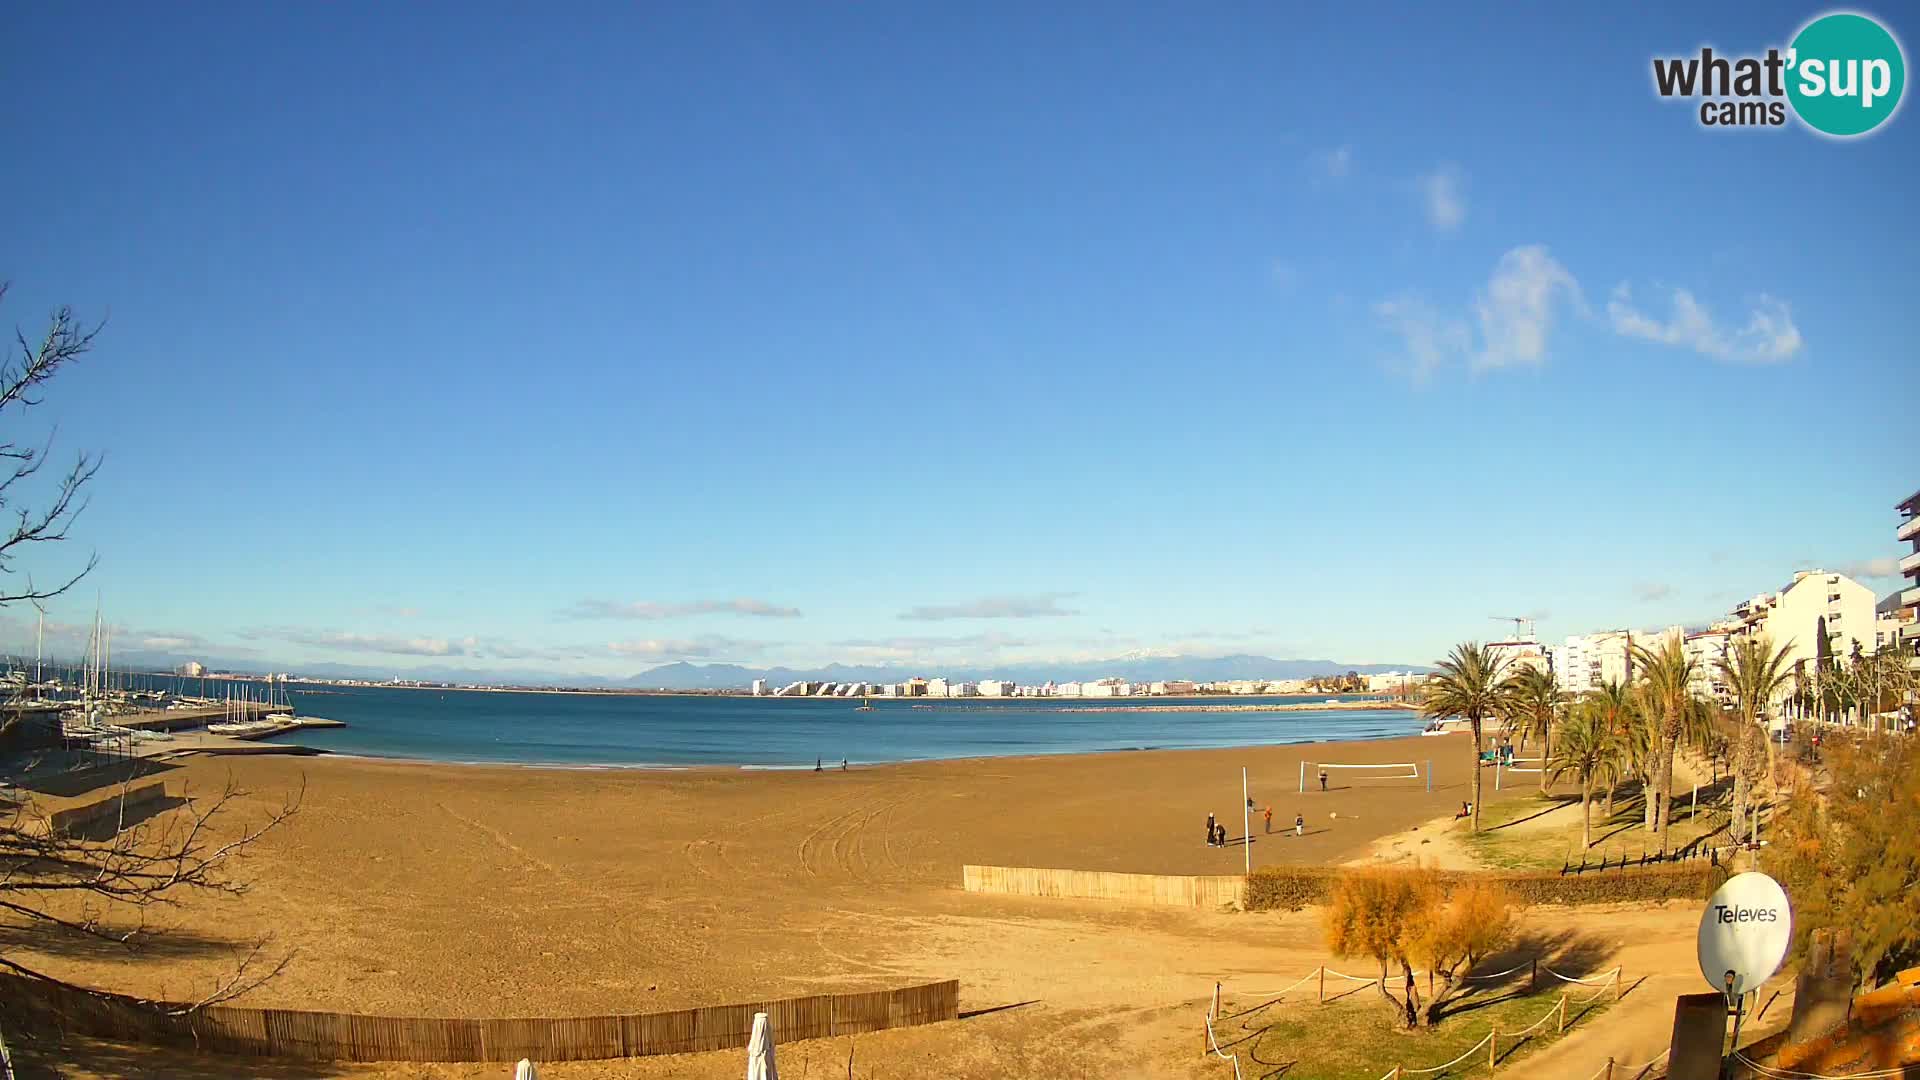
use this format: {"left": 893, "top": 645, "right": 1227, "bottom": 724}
{"left": 234, "top": 685, "right": 1425, "bottom": 768}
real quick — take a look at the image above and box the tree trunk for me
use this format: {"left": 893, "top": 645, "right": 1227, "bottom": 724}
{"left": 1403, "top": 964, "right": 1421, "bottom": 1029}
{"left": 1605, "top": 779, "right": 1615, "bottom": 817}
{"left": 1539, "top": 721, "right": 1552, "bottom": 794}
{"left": 1731, "top": 770, "right": 1748, "bottom": 838}
{"left": 1659, "top": 734, "right": 1678, "bottom": 854}
{"left": 1419, "top": 971, "right": 1463, "bottom": 1028}
{"left": 1581, "top": 783, "right": 1593, "bottom": 850}
{"left": 1375, "top": 959, "right": 1399, "bottom": 1018}
{"left": 1642, "top": 763, "right": 1658, "bottom": 833}
{"left": 1470, "top": 714, "right": 1484, "bottom": 833}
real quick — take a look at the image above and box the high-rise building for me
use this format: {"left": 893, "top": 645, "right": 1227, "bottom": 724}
{"left": 1897, "top": 490, "right": 1920, "bottom": 668}
{"left": 1728, "top": 570, "right": 1877, "bottom": 678}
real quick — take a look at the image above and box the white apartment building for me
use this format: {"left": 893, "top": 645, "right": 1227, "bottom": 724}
{"left": 1487, "top": 638, "right": 1551, "bottom": 680}
{"left": 1056, "top": 681, "right": 1083, "bottom": 697}
{"left": 1728, "top": 570, "right": 1876, "bottom": 676}
{"left": 977, "top": 679, "right": 1013, "bottom": 697}
{"left": 926, "top": 678, "right": 950, "bottom": 697}
{"left": 1548, "top": 628, "right": 1683, "bottom": 695}
{"left": 1897, "top": 489, "right": 1920, "bottom": 666}
{"left": 1684, "top": 628, "right": 1734, "bottom": 702}
{"left": 1082, "top": 677, "right": 1130, "bottom": 697}
{"left": 750, "top": 678, "right": 766, "bottom": 696}
{"left": 945, "top": 681, "right": 976, "bottom": 698}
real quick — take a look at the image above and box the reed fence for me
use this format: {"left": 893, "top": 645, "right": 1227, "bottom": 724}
{"left": 962, "top": 864, "right": 1245, "bottom": 909}
{"left": 0, "top": 974, "right": 957, "bottom": 1063}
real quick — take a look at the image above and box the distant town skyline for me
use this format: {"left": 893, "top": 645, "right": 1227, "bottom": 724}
{"left": 1, "top": 3, "right": 1912, "bottom": 679}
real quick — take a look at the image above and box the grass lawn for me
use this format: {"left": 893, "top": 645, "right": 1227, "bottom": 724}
{"left": 1211, "top": 973, "right": 1616, "bottom": 1079}
{"left": 1462, "top": 778, "right": 1741, "bottom": 872}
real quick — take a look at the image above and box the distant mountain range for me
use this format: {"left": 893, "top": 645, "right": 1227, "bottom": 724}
{"left": 621, "top": 654, "right": 1429, "bottom": 691}
{"left": 60, "top": 648, "right": 1427, "bottom": 691}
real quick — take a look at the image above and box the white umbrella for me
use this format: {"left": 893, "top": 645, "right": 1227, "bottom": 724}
{"left": 514, "top": 1059, "right": 538, "bottom": 1080}
{"left": 746, "top": 1011, "right": 778, "bottom": 1080}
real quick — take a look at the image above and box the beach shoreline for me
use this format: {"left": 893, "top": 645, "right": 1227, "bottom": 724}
{"left": 293, "top": 718, "right": 1444, "bottom": 774}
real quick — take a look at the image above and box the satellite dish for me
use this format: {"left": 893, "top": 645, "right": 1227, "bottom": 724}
{"left": 1698, "top": 871, "right": 1792, "bottom": 998}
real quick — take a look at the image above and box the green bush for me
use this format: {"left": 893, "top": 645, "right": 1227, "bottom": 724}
{"left": 1243, "top": 863, "right": 1711, "bottom": 912}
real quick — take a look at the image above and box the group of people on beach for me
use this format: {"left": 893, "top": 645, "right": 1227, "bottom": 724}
{"left": 1207, "top": 804, "right": 1303, "bottom": 847}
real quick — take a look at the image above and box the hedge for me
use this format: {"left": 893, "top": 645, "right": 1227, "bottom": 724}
{"left": 1243, "top": 863, "right": 1714, "bottom": 912}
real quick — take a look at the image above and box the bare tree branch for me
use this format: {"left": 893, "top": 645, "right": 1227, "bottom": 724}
{"left": 0, "top": 283, "right": 101, "bottom": 602}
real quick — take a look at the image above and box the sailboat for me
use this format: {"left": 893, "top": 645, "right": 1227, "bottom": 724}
{"left": 854, "top": 695, "right": 874, "bottom": 712}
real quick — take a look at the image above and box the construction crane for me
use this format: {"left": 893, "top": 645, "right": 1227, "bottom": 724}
{"left": 1489, "top": 615, "right": 1536, "bottom": 642}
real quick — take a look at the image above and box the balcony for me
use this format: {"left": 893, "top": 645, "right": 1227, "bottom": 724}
{"left": 1901, "top": 514, "right": 1920, "bottom": 543}
{"left": 1904, "top": 586, "right": 1920, "bottom": 609}
{"left": 1903, "top": 548, "right": 1920, "bottom": 576}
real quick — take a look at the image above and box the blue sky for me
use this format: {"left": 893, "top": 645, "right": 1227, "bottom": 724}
{"left": 1, "top": 2, "right": 1914, "bottom": 678}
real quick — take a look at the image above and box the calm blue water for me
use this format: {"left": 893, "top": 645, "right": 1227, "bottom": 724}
{"left": 237, "top": 685, "right": 1424, "bottom": 767}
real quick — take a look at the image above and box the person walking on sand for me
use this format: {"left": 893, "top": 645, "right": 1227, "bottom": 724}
{"left": 815, "top": 757, "right": 823, "bottom": 772}
{"left": 1294, "top": 812, "right": 1304, "bottom": 837}
{"left": 1206, "top": 812, "right": 1217, "bottom": 847}
{"left": 1318, "top": 768, "right": 1328, "bottom": 792}
{"left": 841, "top": 758, "right": 848, "bottom": 771}
{"left": 1263, "top": 805, "right": 1273, "bottom": 834}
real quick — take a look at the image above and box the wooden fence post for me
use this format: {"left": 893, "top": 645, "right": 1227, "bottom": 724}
{"left": 1488, "top": 1031, "right": 1497, "bottom": 1069}
{"left": 1530, "top": 958, "right": 1538, "bottom": 992}
{"left": 1318, "top": 966, "right": 1325, "bottom": 1004}
{"left": 1604, "top": 1055, "right": 1614, "bottom": 1080}
{"left": 1556, "top": 994, "right": 1566, "bottom": 1033}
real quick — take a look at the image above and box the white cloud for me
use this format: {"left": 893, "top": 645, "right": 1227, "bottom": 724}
{"left": 1472, "top": 245, "right": 1584, "bottom": 371}
{"left": 1837, "top": 557, "right": 1899, "bottom": 580}
{"left": 1607, "top": 285, "right": 1802, "bottom": 363}
{"left": 607, "top": 636, "right": 763, "bottom": 661}
{"left": 1373, "top": 294, "right": 1470, "bottom": 381}
{"left": 268, "top": 629, "right": 465, "bottom": 657}
{"left": 1633, "top": 582, "right": 1674, "bottom": 603}
{"left": 898, "top": 594, "right": 1080, "bottom": 621}
{"left": 1312, "top": 145, "right": 1352, "bottom": 180}
{"left": 1416, "top": 165, "right": 1466, "bottom": 231}
{"left": 565, "top": 598, "right": 802, "bottom": 620}
{"left": 245, "top": 627, "right": 586, "bottom": 662}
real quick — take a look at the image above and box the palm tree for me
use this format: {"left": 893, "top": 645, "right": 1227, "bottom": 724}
{"left": 1547, "top": 701, "right": 1616, "bottom": 850}
{"left": 1631, "top": 636, "right": 1697, "bottom": 854}
{"left": 1718, "top": 635, "right": 1795, "bottom": 791}
{"left": 1618, "top": 687, "right": 1662, "bottom": 831}
{"left": 1586, "top": 679, "right": 1637, "bottom": 818}
{"left": 1422, "top": 642, "right": 1516, "bottom": 833}
{"left": 1502, "top": 666, "right": 1563, "bottom": 793}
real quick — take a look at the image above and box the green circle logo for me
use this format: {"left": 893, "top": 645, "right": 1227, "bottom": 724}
{"left": 1787, "top": 12, "right": 1906, "bottom": 136}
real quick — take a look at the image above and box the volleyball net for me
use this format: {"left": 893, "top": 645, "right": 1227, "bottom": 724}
{"left": 1299, "top": 760, "right": 1427, "bottom": 791}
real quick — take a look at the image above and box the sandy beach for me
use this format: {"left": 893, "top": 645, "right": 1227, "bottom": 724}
{"left": 12, "top": 732, "right": 1719, "bottom": 1079}
{"left": 15, "top": 734, "right": 1510, "bottom": 1013}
